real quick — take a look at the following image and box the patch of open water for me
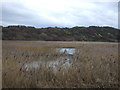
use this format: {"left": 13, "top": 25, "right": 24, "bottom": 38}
{"left": 24, "top": 48, "right": 76, "bottom": 73}
{"left": 57, "top": 48, "right": 76, "bottom": 55}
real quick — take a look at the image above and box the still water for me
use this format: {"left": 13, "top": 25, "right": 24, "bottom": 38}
{"left": 58, "top": 48, "right": 75, "bottom": 55}
{"left": 24, "top": 48, "right": 76, "bottom": 72}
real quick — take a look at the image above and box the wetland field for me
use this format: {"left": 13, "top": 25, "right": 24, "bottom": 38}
{"left": 2, "top": 41, "right": 119, "bottom": 88}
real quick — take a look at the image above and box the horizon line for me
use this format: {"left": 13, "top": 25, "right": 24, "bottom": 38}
{"left": 1, "top": 25, "right": 118, "bottom": 29}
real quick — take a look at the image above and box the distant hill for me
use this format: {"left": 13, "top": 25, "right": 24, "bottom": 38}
{"left": 2, "top": 25, "right": 120, "bottom": 42}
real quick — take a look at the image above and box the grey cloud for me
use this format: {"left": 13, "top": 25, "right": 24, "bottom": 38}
{"left": 1, "top": 1, "right": 118, "bottom": 28}
{"left": 2, "top": 2, "right": 69, "bottom": 27}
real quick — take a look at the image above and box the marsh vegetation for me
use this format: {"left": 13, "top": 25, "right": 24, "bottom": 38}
{"left": 2, "top": 41, "right": 119, "bottom": 88}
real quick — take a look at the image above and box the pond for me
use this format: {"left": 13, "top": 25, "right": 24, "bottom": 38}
{"left": 24, "top": 56, "right": 73, "bottom": 72}
{"left": 23, "top": 48, "right": 76, "bottom": 72}
{"left": 57, "top": 48, "right": 76, "bottom": 55}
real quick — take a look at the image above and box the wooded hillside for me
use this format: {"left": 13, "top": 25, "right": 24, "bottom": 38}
{"left": 2, "top": 25, "right": 119, "bottom": 42}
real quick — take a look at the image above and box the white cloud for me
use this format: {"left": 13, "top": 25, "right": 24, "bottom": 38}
{"left": 1, "top": 0, "right": 118, "bottom": 28}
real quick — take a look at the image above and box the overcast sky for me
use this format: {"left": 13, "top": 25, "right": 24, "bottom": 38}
{"left": 1, "top": 0, "right": 118, "bottom": 28}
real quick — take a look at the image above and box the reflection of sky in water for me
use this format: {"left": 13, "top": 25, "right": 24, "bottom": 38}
{"left": 58, "top": 48, "right": 76, "bottom": 54}
{"left": 24, "top": 61, "right": 40, "bottom": 71}
{"left": 24, "top": 48, "right": 75, "bottom": 72}
{"left": 24, "top": 57, "right": 72, "bottom": 72}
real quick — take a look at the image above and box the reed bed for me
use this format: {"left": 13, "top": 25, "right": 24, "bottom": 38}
{"left": 2, "top": 41, "right": 119, "bottom": 88}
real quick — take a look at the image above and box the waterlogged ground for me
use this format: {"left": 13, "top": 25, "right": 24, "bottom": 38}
{"left": 24, "top": 48, "right": 75, "bottom": 72}
{"left": 2, "top": 41, "right": 119, "bottom": 88}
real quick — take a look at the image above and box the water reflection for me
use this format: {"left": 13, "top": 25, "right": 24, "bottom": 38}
{"left": 24, "top": 56, "right": 73, "bottom": 72}
{"left": 58, "top": 48, "right": 76, "bottom": 55}
{"left": 24, "top": 48, "right": 76, "bottom": 72}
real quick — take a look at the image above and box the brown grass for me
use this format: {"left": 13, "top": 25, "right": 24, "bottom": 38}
{"left": 2, "top": 41, "right": 119, "bottom": 88}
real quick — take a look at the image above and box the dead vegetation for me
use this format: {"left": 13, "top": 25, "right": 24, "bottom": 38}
{"left": 2, "top": 41, "right": 119, "bottom": 88}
